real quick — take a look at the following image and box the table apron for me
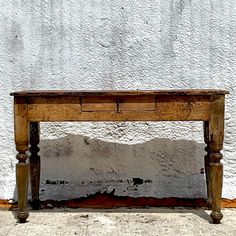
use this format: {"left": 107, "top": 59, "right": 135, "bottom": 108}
{"left": 24, "top": 95, "right": 211, "bottom": 121}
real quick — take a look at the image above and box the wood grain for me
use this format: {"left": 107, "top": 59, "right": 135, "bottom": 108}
{"left": 10, "top": 89, "right": 229, "bottom": 97}
{"left": 14, "top": 97, "right": 29, "bottom": 223}
{"left": 82, "top": 97, "right": 117, "bottom": 111}
{"left": 119, "top": 96, "right": 155, "bottom": 111}
{"left": 27, "top": 95, "right": 211, "bottom": 121}
{"left": 209, "top": 95, "right": 225, "bottom": 224}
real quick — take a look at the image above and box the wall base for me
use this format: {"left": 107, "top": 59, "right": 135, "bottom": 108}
{"left": 1, "top": 193, "right": 236, "bottom": 210}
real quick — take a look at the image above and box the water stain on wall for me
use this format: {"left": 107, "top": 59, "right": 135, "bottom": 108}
{"left": 40, "top": 136, "right": 73, "bottom": 159}
{"left": 35, "top": 134, "right": 206, "bottom": 200}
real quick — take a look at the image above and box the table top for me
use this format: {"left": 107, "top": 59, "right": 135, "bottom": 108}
{"left": 10, "top": 89, "right": 229, "bottom": 97}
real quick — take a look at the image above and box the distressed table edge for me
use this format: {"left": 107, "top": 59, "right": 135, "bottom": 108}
{"left": 10, "top": 89, "right": 229, "bottom": 97}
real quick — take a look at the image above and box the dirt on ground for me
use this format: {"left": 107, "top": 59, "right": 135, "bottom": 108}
{"left": 0, "top": 207, "right": 236, "bottom": 236}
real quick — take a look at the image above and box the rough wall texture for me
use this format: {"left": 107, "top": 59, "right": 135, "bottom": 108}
{"left": 0, "top": 0, "right": 235, "bottom": 200}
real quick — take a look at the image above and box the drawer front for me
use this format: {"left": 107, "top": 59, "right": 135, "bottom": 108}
{"left": 119, "top": 96, "right": 155, "bottom": 111}
{"left": 82, "top": 96, "right": 156, "bottom": 112}
{"left": 82, "top": 96, "right": 117, "bottom": 111}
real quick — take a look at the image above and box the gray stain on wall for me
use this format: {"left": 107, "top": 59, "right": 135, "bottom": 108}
{"left": 33, "top": 133, "right": 206, "bottom": 200}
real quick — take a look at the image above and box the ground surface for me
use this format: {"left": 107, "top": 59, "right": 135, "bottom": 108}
{"left": 0, "top": 208, "right": 236, "bottom": 236}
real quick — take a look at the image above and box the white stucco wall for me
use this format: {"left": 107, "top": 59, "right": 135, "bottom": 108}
{"left": 0, "top": 0, "right": 235, "bottom": 201}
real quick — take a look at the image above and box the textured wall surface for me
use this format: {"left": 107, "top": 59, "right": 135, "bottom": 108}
{"left": 0, "top": 0, "right": 235, "bottom": 200}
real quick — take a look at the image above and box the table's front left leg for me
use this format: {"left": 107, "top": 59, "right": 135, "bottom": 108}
{"left": 14, "top": 99, "right": 29, "bottom": 223}
{"left": 209, "top": 95, "right": 225, "bottom": 224}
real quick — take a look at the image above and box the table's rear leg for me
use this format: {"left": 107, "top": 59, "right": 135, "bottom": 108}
{"left": 29, "top": 122, "right": 41, "bottom": 210}
{"left": 14, "top": 98, "right": 29, "bottom": 223}
{"left": 209, "top": 95, "right": 224, "bottom": 224}
{"left": 203, "top": 121, "right": 212, "bottom": 207}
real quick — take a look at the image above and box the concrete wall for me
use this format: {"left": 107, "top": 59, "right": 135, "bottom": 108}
{"left": 0, "top": 0, "right": 235, "bottom": 201}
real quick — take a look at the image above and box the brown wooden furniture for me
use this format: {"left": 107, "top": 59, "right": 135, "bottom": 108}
{"left": 11, "top": 89, "right": 229, "bottom": 224}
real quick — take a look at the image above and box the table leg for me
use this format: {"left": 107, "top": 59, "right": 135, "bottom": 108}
{"left": 29, "top": 122, "right": 41, "bottom": 210}
{"left": 203, "top": 121, "right": 212, "bottom": 207}
{"left": 209, "top": 95, "right": 224, "bottom": 224}
{"left": 14, "top": 99, "right": 29, "bottom": 223}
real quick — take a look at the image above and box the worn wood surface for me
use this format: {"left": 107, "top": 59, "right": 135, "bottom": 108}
{"left": 12, "top": 90, "right": 228, "bottom": 224}
{"left": 16, "top": 163, "right": 29, "bottom": 223}
{"left": 10, "top": 89, "right": 229, "bottom": 97}
{"left": 14, "top": 97, "right": 29, "bottom": 223}
{"left": 26, "top": 95, "right": 211, "bottom": 121}
{"left": 209, "top": 95, "right": 225, "bottom": 224}
{"left": 82, "top": 96, "right": 117, "bottom": 111}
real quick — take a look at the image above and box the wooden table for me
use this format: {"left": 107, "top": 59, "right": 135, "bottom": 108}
{"left": 11, "top": 90, "right": 229, "bottom": 224}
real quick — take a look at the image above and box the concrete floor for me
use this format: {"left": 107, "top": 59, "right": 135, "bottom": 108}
{"left": 0, "top": 208, "right": 236, "bottom": 236}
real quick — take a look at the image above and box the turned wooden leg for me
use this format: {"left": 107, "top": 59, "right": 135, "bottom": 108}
{"left": 29, "top": 122, "right": 41, "bottom": 210}
{"left": 14, "top": 97, "right": 29, "bottom": 223}
{"left": 16, "top": 155, "right": 29, "bottom": 223}
{"left": 203, "top": 121, "right": 212, "bottom": 207}
{"left": 209, "top": 152, "right": 223, "bottom": 224}
{"left": 209, "top": 95, "right": 225, "bottom": 224}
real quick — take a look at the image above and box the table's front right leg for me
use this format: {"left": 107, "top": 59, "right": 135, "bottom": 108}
{"left": 14, "top": 98, "right": 29, "bottom": 223}
{"left": 209, "top": 95, "right": 225, "bottom": 224}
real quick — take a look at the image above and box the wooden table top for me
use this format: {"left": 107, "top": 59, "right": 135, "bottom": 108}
{"left": 10, "top": 89, "right": 229, "bottom": 97}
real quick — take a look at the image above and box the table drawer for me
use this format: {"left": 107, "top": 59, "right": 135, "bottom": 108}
{"left": 82, "top": 96, "right": 156, "bottom": 112}
{"left": 119, "top": 96, "right": 155, "bottom": 111}
{"left": 82, "top": 96, "right": 117, "bottom": 111}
